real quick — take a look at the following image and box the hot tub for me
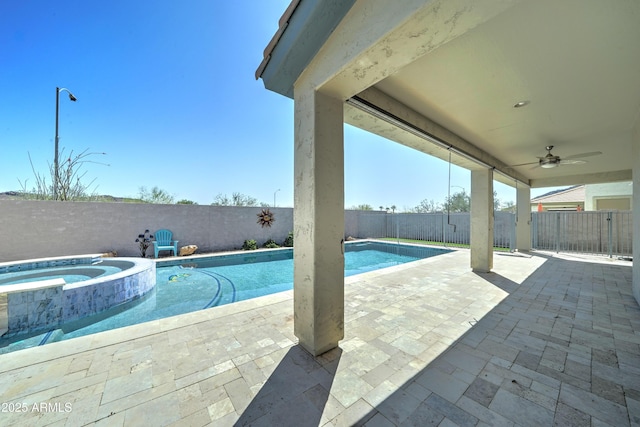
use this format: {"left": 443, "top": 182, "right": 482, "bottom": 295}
{"left": 0, "top": 254, "right": 155, "bottom": 337}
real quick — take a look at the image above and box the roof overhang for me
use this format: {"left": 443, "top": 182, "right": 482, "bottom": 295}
{"left": 257, "top": 0, "right": 640, "bottom": 190}
{"left": 256, "top": 0, "right": 355, "bottom": 99}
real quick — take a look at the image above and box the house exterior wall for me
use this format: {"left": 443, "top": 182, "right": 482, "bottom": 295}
{"left": 585, "top": 182, "right": 633, "bottom": 211}
{"left": 530, "top": 201, "right": 584, "bottom": 212}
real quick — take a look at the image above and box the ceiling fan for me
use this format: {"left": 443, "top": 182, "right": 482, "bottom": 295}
{"left": 511, "top": 145, "right": 602, "bottom": 169}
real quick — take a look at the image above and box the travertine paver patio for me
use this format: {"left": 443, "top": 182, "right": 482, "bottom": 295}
{"left": 0, "top": 248, "right": 638, "bottom": 426}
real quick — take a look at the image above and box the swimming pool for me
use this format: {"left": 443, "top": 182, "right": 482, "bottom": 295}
{"left": 0, "top": 241, "right": 451, "bottom": 353}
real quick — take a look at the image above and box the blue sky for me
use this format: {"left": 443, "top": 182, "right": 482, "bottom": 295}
{"left": 0, "top": 1, "right": 553, "bottom": 209}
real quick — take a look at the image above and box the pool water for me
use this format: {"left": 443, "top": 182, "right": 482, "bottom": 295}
{"left": 0, "top": 265, "right": 124, "bottom": 286}
{"left": 0, "top": 242, "right": 450, "bottom": 353}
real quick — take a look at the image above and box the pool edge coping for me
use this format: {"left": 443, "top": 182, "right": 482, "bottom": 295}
{"left": 0, "top": 240, "right": 462, "bottom": 364}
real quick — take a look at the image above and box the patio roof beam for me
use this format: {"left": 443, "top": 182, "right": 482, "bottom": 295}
{"left": 346, "top": 95, "right": 528, "bottom": 188}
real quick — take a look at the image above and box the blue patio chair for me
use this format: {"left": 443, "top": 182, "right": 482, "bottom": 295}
{"left": 153, "top": 229, "right": 179, "bottom": 258}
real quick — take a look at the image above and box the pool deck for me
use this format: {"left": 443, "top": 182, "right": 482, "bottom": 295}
{"left": 0, "top": 248, "right": 638, "bottom": 426}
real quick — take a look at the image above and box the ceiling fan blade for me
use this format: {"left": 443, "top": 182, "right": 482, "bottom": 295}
{"left": 563, "top": 151, "right": 602, "bottom": 160}
{"left": 508, "top": 161, "right": 539, "bottom": 168}
{"left": 560, "top": 159, "right": 586, "bottom": 165}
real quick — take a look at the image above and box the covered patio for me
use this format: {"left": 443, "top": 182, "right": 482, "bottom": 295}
{"left": 256, "top": 0, "right": 640, "bottom": 356}
{"left": 1, "top": 1, "right": 639, "bottom": 425}
{"left": 0, "top": 248, "right": 637, "bottom": 425}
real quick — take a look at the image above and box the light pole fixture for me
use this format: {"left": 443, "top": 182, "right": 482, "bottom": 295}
{"left": 273, "top": 189, "right": 280, "bottom": 207}
{"left": 54, "top": 87, "right": 77, "bottom": 200}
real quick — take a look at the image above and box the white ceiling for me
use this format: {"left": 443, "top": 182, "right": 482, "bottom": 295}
{"left": 368, "top": 0, "right": 640, "bottom": 187}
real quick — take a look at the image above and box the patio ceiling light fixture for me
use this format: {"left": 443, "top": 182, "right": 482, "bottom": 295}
{"left": 540, "top": 161, "right": 559, "bottom": 169}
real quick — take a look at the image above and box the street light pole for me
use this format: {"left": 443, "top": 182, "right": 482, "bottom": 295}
{"left": 273, "top": 189, "right": 280, "bottom": 208}
{"left": 54, "top": 87, "right": 77, "bottom": 200}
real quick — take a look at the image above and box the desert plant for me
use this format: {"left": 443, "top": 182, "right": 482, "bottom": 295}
{"left": 17, "top": 148, "right": 107, "bottom": 201}
{"left": 263, "top": 238, "right": 280, "bottom": 249}
{"left": 138, "top": 186, "right": 175, "bottom": 204}
{"left": 242, "top": 239, "right": 258, "bottom": 250}
{"left": 135, "top": 229, "right": 154, "bottom": 257}
{"left": 282, "top": 231, "right": 294, "bottom": 247}
{"left": 211, "top": 192, "right": 258, "bottom": 206}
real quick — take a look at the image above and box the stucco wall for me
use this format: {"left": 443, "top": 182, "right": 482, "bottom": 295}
{"left": 584, "top": 182, "right": 633, "bottom": 211}
{"left": 0, "top": 201, "right": 297, "bottom": 262}
{"left": 0, "top": 200, "right": 367, "bottom": 263}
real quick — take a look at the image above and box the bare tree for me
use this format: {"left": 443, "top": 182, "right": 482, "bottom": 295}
{"left": 18, "top": 148, "right": 107, "bottom": 201}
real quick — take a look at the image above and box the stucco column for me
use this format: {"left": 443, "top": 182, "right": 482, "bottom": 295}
{"left": 470, "top": 169, "right": 494, "bottom": 272}
{"left": 632, "top": 118, "right": 640, "bottom": 305}
{"left": 293, "top": 88, "right": 345, "bottom": 356}
{"left": 516, "top": 184, "right": 531, "bottom": 252}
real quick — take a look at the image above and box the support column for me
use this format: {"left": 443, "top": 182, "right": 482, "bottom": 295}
{"left": 470, "top": 169, "right": 494, "bottom": 272}
{"left": 632, "top": 119, "right": 640, "bottom": 305}
{"left": 293, "top": 88, "right": 345, "bottom": 356}
{"left": 516, "top": 184, "right": 531, "bottom": 252}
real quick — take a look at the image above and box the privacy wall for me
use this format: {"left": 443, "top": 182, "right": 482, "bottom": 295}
{"left": 0, "top": 200, "right": 365, "bottom": 262}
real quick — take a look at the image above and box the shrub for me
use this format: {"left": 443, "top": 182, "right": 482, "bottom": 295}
{"left": 263, "top": 238, "right": 280, "bottom": 249}
{"left": 242, "top": 239, "right": 258, "bottom": 250}
{"left": 283, "top": 231, "right": 294, "bottom": 247}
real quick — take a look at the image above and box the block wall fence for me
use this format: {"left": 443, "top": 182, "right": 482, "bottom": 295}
{"left": 0, "top": 200, "right": 368, "bottom": 262}
{"left": 2, "top": 200, "right": 628, "bottom": 262}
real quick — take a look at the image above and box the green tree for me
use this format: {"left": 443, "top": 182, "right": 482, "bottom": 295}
{"left": 138, "top": 186, "right": 175, "bottom": 204}
{"left": 176, "top": 199, "right": 197, "bottom": 205}
{"left": 500, "top": 200, "right": 516, "bottom": 213}
{"left": 493, "top": 190, "right": 501, "bottom": 211}
{"left": 351, "top": 204, "right": 373, "bottom": 210}
{"left": 443, "top": 189, "right": 502, "bottom": 212}
{"left": 444, "top": 189, "right": 470, "bottom": 212}
{"left": 410, "top": 199, "right": 440, "bottom": 213}
{"left": 211, "top": 192, "right": 258, "bottom": 206}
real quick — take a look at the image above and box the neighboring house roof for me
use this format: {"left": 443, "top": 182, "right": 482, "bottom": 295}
{"left": 531, "top": 185, "right": 585, "bottom": 204}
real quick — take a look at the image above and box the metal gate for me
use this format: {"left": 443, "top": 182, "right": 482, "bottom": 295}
{"left": 531, "top": 211, "right": 632, "bottom": 258}
{"left": 355, "top": 212, "right": 515, "bottom": 250}
{"left": 353, "top": 210, "right": 633, "bottom": 258}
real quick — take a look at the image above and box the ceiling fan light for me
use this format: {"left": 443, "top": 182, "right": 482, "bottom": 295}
{"left": 540, "top": 162, "right": 558, "bottom": 169}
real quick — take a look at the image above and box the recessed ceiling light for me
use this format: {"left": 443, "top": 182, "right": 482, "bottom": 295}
{"left": 513, "top": 100, "right": 530, "bottom": 108}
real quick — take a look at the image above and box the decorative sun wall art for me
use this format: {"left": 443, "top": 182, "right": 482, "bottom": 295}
{"left": 257, "top": 208, "right": 275, "bottom": 228}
